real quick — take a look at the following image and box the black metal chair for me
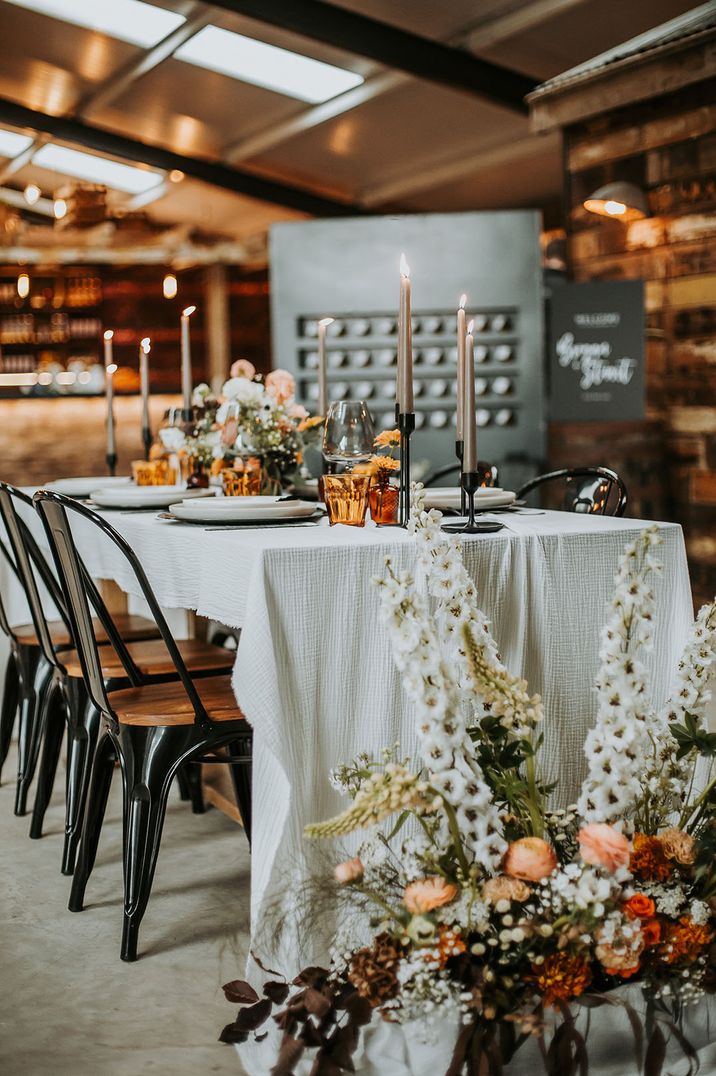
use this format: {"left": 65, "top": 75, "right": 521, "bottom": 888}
{"left": 516, "top": 467, "right": 628, "bottom": 517}
{"left": 34, "top": 490, "right": 252, "bottom": 962}
{"left": 0, "top": 482, "right": 237, "bottom": 872}
{"left": 423, "top": 459, "right": 499, "bottom": 489}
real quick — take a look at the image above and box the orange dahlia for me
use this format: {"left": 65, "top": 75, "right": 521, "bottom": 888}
{"left": 630, "top": 833, "right": 672, "bottom": 882}
{"left": 531, "top": 953, "right": 592, "bottom": 1007}
{"left": 659, "top": 917, "right": 714, "bottom": 966}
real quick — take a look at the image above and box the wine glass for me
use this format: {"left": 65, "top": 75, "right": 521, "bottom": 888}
{"left": 322, "top": 400, "right": 376, "bottom": 465}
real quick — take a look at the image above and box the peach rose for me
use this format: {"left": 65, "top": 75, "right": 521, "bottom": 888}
{"left": 659, "top": 827, "right": 695, "bottom": 865}
{"left": 578, "top": 823, "right": 631, "bottom": 873}
{"left": 482, "top": 875, "right": 531, "bottom": 904}
{"left": 503, "top": 838, "right": 557, "bottom": 882}
{"left": 334, "top": 857, "right": 364, "bottom": 885}
{"left": 230, "top": 359, "right": 256, "bottom": 380}
{"left": 404, "top": 876, "right": 458, "bottom": 914}
{"left": 265, "top": 368, "right": 296, "bottom": 405}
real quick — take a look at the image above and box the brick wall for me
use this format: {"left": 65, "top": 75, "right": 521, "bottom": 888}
{"left": 558, "top": 82, "right": 716, "bottom": 608}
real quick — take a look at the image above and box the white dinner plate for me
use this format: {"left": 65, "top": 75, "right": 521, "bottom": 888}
{"left": 168, "top": 499, "right": 317, "bottom": 523}
{"left": 90, "top": 486, "right": 216, "bottom": 509}
{"left": 46, "top": 476, "right": 131, "bottom": 498}
{"left": 180, "top": 495, "right": 284, "bottom": 510}
{"left": 423, "top": 487, "right": 516, "bottom": 511}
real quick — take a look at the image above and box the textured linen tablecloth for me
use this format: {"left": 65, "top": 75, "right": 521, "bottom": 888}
{"left": 7, "top": 505, "right": 693, "bottom": 974}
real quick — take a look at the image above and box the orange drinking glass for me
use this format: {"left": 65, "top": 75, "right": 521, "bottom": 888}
{"left": 323, "top": 473, "right": 371, "bottom": 527}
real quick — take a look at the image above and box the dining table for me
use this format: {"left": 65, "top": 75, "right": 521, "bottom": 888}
{"left": 2, "top": 498, "right": 694, "bottom": 976}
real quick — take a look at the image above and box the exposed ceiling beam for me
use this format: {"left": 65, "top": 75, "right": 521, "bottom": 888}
{"left": 77, "top": 6, "right": 213, "bottom": 119}
{"left": 0, "top": 97, "right": 363, "bottom": 217}
{"left": 360, "top": 130, "right": 561, "bottom": 208}
{"left": 205, "top": 0, "right": 537, "bottom": 113}
{"left": 0, "top": 184, "right": 55, "bottom": 216}
{"left": 224, "top": 0, "right": 585, "bottom": 166}
{"left": 0, "top": 240, "right": 253, "bottom": 265}
{"left": 0, "top": 135, "right": 47, "bottom": 185}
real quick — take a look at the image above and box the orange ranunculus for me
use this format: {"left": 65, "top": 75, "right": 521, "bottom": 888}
{"left": 504, "top": 837, "right": 557, "bottom": 882}
{"left": 625, "top": 894, "right": 656, "bottom": 920}
{"left": 641, "top": 919, "right": 662, "bottom": 948}
{"left": 403, "top": 877, "right": 458, "bottom": 915}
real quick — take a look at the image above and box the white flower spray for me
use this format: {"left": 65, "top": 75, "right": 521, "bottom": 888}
{"left": 578, "top": 527, "right": 662, "bottom": 823}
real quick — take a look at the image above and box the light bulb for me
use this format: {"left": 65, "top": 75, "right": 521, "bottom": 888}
{"left": 163, "top": 273, "right": 178, "bottom": 299}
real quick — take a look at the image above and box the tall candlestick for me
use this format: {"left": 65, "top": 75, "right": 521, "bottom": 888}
{"left": 139, "top": 336, "right": 151, "bottom": 459}
{"left": 180, "top": 305, "right": 195, "bottom": 416}
{"left": 456, "top": 294, "right": 467, "bottom": 440}
{"left": 103, "top": 330, "right": 116, "bottom": 463}
{"left": 317, "top": 317, "right": 333, "bottom": 416}
{"left": 463, "top": 320, "right": 477, "bottom": 473}
{"left": 397, "top": 253, "right": 413, "bottom": 414}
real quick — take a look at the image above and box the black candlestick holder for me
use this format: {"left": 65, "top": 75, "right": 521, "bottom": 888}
{"left": 106, "top": 452, "right": 117, "bottom": 478}
{"left": 455, "top": 439, "right": 466, "bottom": 514}
{"left": 398, "top": 411, "right": 415, "bottom": 528}
{"left": 142, "top": 425, "right": 153, "bottom": 462}
{"left": 442, "top": 470, "right": 504, "bottom": 534}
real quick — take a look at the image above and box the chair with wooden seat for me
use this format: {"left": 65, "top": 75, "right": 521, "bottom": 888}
{"left": 0, "top": 483, "right": 234, "bottom": 872}
{"left": 0, "top": 488, "right": 159, "bottom": 817}
{"left": 33, "top": 489, "right": 252, "bottom": 962}
{"left": 516, "top": 467, "right": 628, "bottom": 517}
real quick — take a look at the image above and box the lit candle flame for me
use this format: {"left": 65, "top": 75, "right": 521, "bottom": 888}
{"left": 467, "top": 319, "right": 475, "bottom": 335}
{"left": 459, "top": 293, "right": 467, "bottom": 309}
{"left": 399, "top": 252, "right": 410, "bottom": 278}
{"left": 103, "top": 330, "right": 114, "bottom": 341}
{"left": 140, "top": 337, "right": 151, "bottom": 353}
{"left": 318, "top": 317, "right": 334, "bottom": 327}
{"left": 106, "top": 363, "right": 118, "bottom": 375}
{"left": 182, "top": 305, "right": 196, "bottom": 318}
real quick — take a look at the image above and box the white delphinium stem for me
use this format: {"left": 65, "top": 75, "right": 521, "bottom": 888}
{"left": 663, "top": 601, "right": 716, "bottom": 730}
{"left": 578, "top": 527, "right": 662, "bottom": 823}
{"left": 408, "top": 483, "right": 543, "bottom": 738}
{"left": 376, "top": 562, "right": 506, "bottom": 870}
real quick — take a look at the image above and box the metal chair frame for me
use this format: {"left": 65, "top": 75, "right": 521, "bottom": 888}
{"left": 33, "top": 490, "right": 251, "bottom": 962}
{"left": 516, "top": 467, "right": 628, "bottom": 517}
{"left": 423, "top": 459, "right": 499, "bottom": 489}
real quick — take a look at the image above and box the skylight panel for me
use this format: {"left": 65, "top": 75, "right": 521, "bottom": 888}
{"left": 33, "top": 144, "right": 164, "bottom": 194}
{"left": 3, "top": 0, "right": 186, "bottom": 49}
{"left": 175, "top": 25, "right": 364, "bottom": 103}
{"left": 0, "top": 129, "right": 33, "bottom": 158}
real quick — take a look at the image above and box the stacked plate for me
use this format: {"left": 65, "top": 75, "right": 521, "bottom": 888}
{"left": 167, "top": 496, "right": 319, "bottom": 525}
{"left": 422, "top": 487, "right": 516, "bottom": 511}
{"left": 89, "top": 486, "right": 216, "bottom": 509}
{"left": 46, "top": 476, "right": 132, "bottom": 498}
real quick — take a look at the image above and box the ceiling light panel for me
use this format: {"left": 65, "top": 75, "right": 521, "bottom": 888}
{"left": 3, "top": 0, "right": 185, "bottom": 48}
{"left": 0, "top": 128, "right": 34, "bottom": 158}
{"left": 175, "top": 25, "right": 364, "bottom": 103}
{"left": 33, "top": 144, "right": 164, "bottom": 194}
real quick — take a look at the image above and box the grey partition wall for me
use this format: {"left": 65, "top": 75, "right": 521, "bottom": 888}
{"left": 269, "top": 211, "right": 545, "bottom": 475}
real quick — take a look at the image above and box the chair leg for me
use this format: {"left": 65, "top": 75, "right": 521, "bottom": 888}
{"left": 14, "top": 653, "right": 50, "bottom": 816}
{"left": 181, "top": 763, "right": 204, "bottom": 815}
{"left": 227, "top": 735, "right": 252, "bottom": 846}
{"left": 29, "top": 681, "right": 65, "bottom": 839}
{"left": 0, "top": 650, "right": 19, "bottom": 783}
{"left": 175, "top": 766, "right": 191, "bottom": 801}
{"left": 119, "top": 727, "right": 180, "bottom": 962}
{"left": 62, "top": 683, "right": 99, "bottom": 876}
{"left": 68, "top": 732, "right": 116, "bottom": 913}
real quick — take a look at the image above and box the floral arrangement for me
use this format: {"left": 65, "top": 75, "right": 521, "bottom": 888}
{"left": 354, "top": 429, "right": 401, "bottom": 486}
{"left": 157, "top": 360, "right": 323, "bottom": 489}
{"left": 222, "top": 486, "right": 716, "bottom": 1074}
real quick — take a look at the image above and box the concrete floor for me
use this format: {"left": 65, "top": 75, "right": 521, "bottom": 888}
{"left": 1, "top": 747, "right": 251, "bottom": 1076}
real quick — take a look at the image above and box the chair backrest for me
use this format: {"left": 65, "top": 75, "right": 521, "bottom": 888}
{"left": 423, "top": 459, "right": 499, "bottom": 489}
{"left": 516, "top": 467, "right": 628, "bottom": 517}
{"left": 33, "top": 490, "right": 209, "bottom": 726}
{"left": 0, "top": 482, "right": 77, "bottom": 663}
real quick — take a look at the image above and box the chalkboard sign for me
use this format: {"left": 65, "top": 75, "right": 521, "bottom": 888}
{"left": 549, "top": 281, "right": 645, "bottom": 422}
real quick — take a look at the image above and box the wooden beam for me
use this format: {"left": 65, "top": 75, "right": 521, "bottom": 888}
{"left": 0, "top": 97, "right": 363, "bottom": 217}
{"left": 206, "top": 0, "right": 536, "bottom": 113}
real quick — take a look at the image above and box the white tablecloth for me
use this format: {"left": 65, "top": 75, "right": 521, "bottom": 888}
{"left": 7, "top": 504, "right": 694, "bottom": 975}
